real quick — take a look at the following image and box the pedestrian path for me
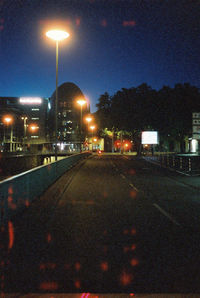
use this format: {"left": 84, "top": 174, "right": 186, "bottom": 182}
{"left": 143, "top": 156, "right": 200, "bottom": 191}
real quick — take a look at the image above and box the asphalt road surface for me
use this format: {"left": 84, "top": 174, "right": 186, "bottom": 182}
{"left": 2, "top": 154, "right": 200, "bottom": 295}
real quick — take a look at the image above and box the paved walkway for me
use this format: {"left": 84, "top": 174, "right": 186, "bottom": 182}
{"left": 143, "top": 156, "right": 200, "bottom": 191}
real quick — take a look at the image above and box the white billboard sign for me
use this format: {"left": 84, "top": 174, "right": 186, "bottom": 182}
{"left": 142, "top": 131, "right": 158, "bottom": 145}
{"left": 19, "top": 97, "right": 42, "bottom": 104}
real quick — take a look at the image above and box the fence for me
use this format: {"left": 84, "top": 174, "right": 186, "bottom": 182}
{"left": 0, "top": 152, "right": 91, "bottom": 225}
{"left": 146, "top": 154, "right": 200, "bottom": 175}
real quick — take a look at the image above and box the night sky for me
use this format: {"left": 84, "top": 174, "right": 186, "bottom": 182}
{"left": 0, "top": 0, "right": 200, "bottom": 112}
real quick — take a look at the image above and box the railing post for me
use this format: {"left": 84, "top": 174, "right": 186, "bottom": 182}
{"left": 180, "top": 157, "right": 182, "bottom": 169}
{"left": 172, "top": 156, "right": 175, "bottom": 167}
{"left": 167, "top": 155, "right": 169, "bottom": 167}
{"left": 188, "top": 158, "right": 192, "bottom": 172}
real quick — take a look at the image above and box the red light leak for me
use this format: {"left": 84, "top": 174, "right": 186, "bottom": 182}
{"left": 129, "top": 169, "right": 136, "bottom": 175}
{"left": 81, "top": 294, "right": 92, "bottom": 298}
{"left": 8, "top": 221, "right": 14, "bottom": 249}
{"left": 8, "top": 196, "right": 16, "bottom": 210}
{"left": 131, "top": 244, "right": 136, "bottom": 251}
{"left": 130, "top": 190, "right": 137, "bottom": 199}
{"left": 131, "top": 228, "right": 136, "bottom": 235}
{"left": 120, "top": 271, "right": 133, "bottom": 286}
{"left": 74, "top": 280, "right": 81, "bottom": 289}
{"left": 25, "top": 200, "right": 30, "bottom": 207}
{"left": 75, "top": 262, "right": 81, "bottom": 271}
{"left": 130, "top": 258, "right": 139, "bottom": 267}
{"left": 100, "top": 261, "right": 108, "bottom": 271}
{"left": 8, "top": 186, "right": 13, "bottom": 195}
{"left": 39, "top": 281, "right": 59, "bottom": 290}
{"left": 46, "top": 233, "right": 52, "bottom": 243}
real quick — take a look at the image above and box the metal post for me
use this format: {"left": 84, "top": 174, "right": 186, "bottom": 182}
{"left": 10, "top": 125, "right": 13, "bottom": 152}
{"left": 188, "top": 158, "right": 191, "bottom": 172}
{"left": 80, "top": 105, "right": 82, "bottom": 152}
{"left": 55, "top": 40, "right": 59, "bottom": 161}
{"left": 172, "top": 156, "right": 175, "bottom": 167}
{"left": 112, "top": 128, "right": 114, "bottom": 153}
{"left": 180, "top": 157, "right": 182, "bottom": 169}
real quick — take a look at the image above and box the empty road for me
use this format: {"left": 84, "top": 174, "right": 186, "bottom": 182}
{"left": 2, "top": 154, "right": 200, "bottom": 295}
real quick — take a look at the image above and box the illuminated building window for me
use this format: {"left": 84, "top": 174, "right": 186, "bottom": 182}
{"left": 31, "top": 117, "right": 39, "bottom": 120}
{"left": 31, "top": 136, "right": 39, "bottom": 138}
{"left": 31, "top": 108, "right": 40, "bottom": 111}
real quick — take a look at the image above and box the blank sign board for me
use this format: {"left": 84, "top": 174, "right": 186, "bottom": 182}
{"left": 142, "top": 131, "right": 158, "bottom": 144}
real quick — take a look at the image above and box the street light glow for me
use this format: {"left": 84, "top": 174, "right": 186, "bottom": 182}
{"left": 85, "top": 116, "right": 92, "bottom": 123}
{"left": 46, "top": 30, "right": 69, "bottom": 41}
{"left": 77, "top": 99, "right": 86, "bottom": 106}
{"left": 3, "top": 116, "right": 13, "bottom": 125}
{"left": 30, "top": 125, "right": 39, "bottom": 132}
{"left": 46, "top": 28, "right": 70, "bottom": 161}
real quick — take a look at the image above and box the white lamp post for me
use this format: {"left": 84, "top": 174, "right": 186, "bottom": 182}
{"left": 46, "top": 29, "right": 69, "bottom": 160}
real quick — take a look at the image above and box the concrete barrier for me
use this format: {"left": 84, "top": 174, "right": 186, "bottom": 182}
{"left": 0, "top": 152, "right": 91, "bottom": 225}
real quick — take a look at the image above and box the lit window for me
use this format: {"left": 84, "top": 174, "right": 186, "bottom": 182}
{"left": 31, "top": 108, "right": 40, "bottom": 111}
{"left": 31, "top": 117, "right": 39, "bottom": 120}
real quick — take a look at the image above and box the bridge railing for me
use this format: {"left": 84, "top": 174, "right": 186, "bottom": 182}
{"left": 0, "top": 152, "right": 91, "bottom": 225}
{"left": 144, "top": 154, "right": 200, "bottom": 175}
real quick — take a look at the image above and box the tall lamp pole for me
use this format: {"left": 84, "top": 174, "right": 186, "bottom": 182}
{"left": 3, "top": 116, "right": 13, "bottom": 152}
{"left": 46, "top": 29, "right": 69, "bottom": 161}
{"left": 77, "top": 99, "right": 86, "bottom": 152}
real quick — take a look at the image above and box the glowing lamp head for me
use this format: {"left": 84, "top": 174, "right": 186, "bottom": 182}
{"left": 3, "top": 116, "right": 13, "bottom": 125}
{"left": 90, "top": 125, "right": 95, "bottom": 131}
{"left": 77, "top": 99, "right": 86, "bottom": 107}
{"left": 46, "top": 30, "right": 69, "bottom": 41}
{"left": 30, "top": 125, "right": 39, "bottom": 132}
{"left": 86, "top": 117, "right": 92, "bottom": 123}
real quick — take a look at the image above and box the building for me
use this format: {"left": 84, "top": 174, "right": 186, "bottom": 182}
{"left": 49, "top": 82, "right": 89, "bottom": 151}
{"left": 0, "top": 96, "right": 50, "bottom": 152}
{"left": 0, "top": 82, "right": 90, "bottom": 152}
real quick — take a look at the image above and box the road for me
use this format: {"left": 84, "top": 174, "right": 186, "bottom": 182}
{"left": 2, "top": 153, "right": 200, "bottom": 295}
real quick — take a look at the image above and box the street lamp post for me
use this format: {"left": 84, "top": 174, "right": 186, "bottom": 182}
{"left": 77, "top": 99, "right": 86, "bottom": 152}
{"left": 46, "top": 29, "right": 69, "bottom": 161}
{"left": 21, "top": 116, "right": 28, "bottom": 147}
{"left": 90, "top": 125, "right": 95, "bottom": 151}
{"left": 3, "top": 116, "right": 13, "bottom": 152}
{"left": 85, "top": 116, "right": 92, "bottom": 132}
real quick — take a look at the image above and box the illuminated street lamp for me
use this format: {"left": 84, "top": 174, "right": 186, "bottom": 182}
{"left": 46, "top": 29, "right": 70, "bottom": 161}
{"left": 30, "top": 125, "right": 39, "bottom": 132}
{"left": 3, "top": 116, "right": 13, "bottom": 152}
{"left": 21, "top": 116, "right": 28, "bottom": 143}
{"left": 77, "top": 99, "right": 86, "bottom": 152}
{"left": 85, "top": 116, "right": 92, "bottom": 131}
{"left": 90, "top": 125, "right": 96, "bottom": 137}
{"left": 77, "top": 99, "right": 86, "bottom": 133}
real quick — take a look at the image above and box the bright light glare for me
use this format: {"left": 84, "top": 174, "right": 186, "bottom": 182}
{"left": 46, "top": 30, "right": 69, "bottom": 41}
{"left": 77, "top": 99, "right": 86, "bottom": 106}
{"left": 85, "top": 117, "right": 92, "bottom": 123}
{"left": 19, "top": 97, "right": 42, "bottom": 104}
{"left": 30, "top": 125, "right": 39, "bottom": 131}
{"left": 3, "top": 116, "right": 13, "bottom": 124}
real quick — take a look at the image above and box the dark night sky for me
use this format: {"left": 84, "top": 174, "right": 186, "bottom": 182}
{"left": 0, "top": 0, "right": 200, "bottom": 112}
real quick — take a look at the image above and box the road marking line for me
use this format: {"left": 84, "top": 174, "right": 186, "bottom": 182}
{"left": 153, "top": 203, "right": 181, "bottom": 226}
{"left": 129, "top": 183, "right": 139, "bottom": 192}
{"left": 120, "top": 174, "right": 126, "bottom": 179}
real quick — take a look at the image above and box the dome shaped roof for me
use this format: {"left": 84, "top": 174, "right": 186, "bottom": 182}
{"left": 51, "top": 82, "right": 85, "bottom": 101}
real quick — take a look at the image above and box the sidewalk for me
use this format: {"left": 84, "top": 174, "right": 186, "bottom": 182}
{"left": 143, "top": 156, "right": 200, "bottom": 191}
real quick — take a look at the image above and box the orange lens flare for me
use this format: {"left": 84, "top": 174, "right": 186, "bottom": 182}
{"left": 8, "top": 221, "right": 14, "bottom": 249}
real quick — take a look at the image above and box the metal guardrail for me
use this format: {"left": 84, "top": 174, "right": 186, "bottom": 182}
{"left": 0, "top": 152, "right": 91, "bottom": 225}
{"left": 145, "top": 154, "right": 200, "bottom": 175}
